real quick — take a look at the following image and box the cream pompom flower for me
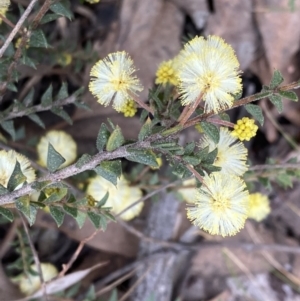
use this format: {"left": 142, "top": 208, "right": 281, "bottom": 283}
{"left": 89, "top": 51, "right": 143, "bottom": 111}
{"left": 15, "top": 263, "right": 58, "bottom": 296}
{"left": 37, "top": 130, "right": 77, "bottom": 168}
{"left": 200, "top": 127, "right": 248, "bottom": 176}
{"left": 187, "top": 173, "right": 249, "bottom": 237}
{"left": 0, "top": 0, "right": 10, "bottom": 24}
{"left": 248, "top": 193, "right": 270, "bottom": 222}
{"left": 0, "top": 150, "right": 35, "bottom": 189}
{"left": 87, "top": 175, "right": 143, "bottom": 221}
{"left": 178, "top": 35, "right": 242, "bottom": 113}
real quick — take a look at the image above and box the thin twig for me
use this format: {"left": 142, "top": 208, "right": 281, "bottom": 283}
{"left": 179, "top": 93, "right": 203, "bottom": 125}
{"left": 0, "top": 0, "right": 39, "bottom": 58}
{"left": 19, "top": 213, "right": 48, "bottom": 301}
{"left": 249, "top": 163, "right": 300, "bottom": 171}
{"left": 0, "top": 219, "right": 20, "bottom": 259}
{"left": 58, "top": 229, "right": 101, "bottom": 277}
{"left": 0, "top": 13, "right": 15, "bottom": 28}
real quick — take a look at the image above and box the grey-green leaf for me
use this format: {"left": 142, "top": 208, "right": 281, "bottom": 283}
{"left": 0, "top": 184, "right": 9, "bottom": 195}
{"left": 106, "top": 126, "right": 125, "bottom": 152}
{"left": 29, "top": 30, "right": 48, "bottom": 48}
{"left": 47, "top": 143, "right": 66, "bottom": 172}
{"left": 41, "top": 84, "right": 53, "bottom": 107}
{"left": 126, "top": 149, "right": 158, "bottom": 167}
{"left": 278, "top": 90, "right": 298, "bottom": 102}
{"left": 245, "top": 104, "right": 264, "bottom": 126}
{"left": 75, "top": 210, "right": 86, "bottom": 229}
{"left": 1, "top": 120, "right": 16, "bottom": 140}
{"left": 51, "top": 107, "right": 73, "bottom": 124}
{"left": 49, "top": 206, "right": 65, "bottom": 227}
{"left": 7, "top": 161, "right": 26, "bottom": 191}
{"left": 94, "top": 160, "right": 122, "bottom": 186}
{"left": 269, "top": 94, "right": 283, "bottom": 113}
{"left": 87, "top": 211, "right": 101, "bottom": 229}
{"left": 63, "top": 204, "right": 78, "bottom": 218}
{"left": 96, "top": 123, "right": 110, "bottom": 151}
{"left": 0, "top": 207, "right": 14, "bottom": 222}
{"left": 16, "top": 196, "right": 37, "bottom": 226}
{"left": 200, "top": 121, "right": 220, "bottom": 144}
{"left": 138, "top": 118, "right": 152, "bottom": 141}
{"left": 270, "top": 70, "right": 284, "bottom": 89}
{"left": 75, "top": 154, "right": 92, "bottom": 169}
{"left": 23, "top": 88, "right": 35, "bottom": 107}
{"left": 50, "top": 1, "right": 73, "bottom": 20}
{"left": 56, "top": 82, "right": 68, "bottom": 100}
{"left": 28, "top": 113, "right": 45, "bottom": 128}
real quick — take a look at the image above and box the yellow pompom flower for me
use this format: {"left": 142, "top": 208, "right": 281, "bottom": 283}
{"left": 178, "top": 35, "right": 242, "bottom": 113}
{"left": 0, "top": 0, "right": 10, "bottom": 24}
{"left": 119, "top": 99, "right": 137, "bottom": 117}
{"left": 57, "top": 52, "right": 72, "bottom": 66}
{"left": 85, "top": 0, "right": 100, "bottom": 3}
{"left": 87, "top": 175, "right": 143, "bottom": 221}
{"left": 231, "top": 117, "right": 258, "bottom": 141}
{"left": 187, "top": 173, "right": 249, "bottom": 237}
{"left": 0, "top": 150, "right": 35, "bottom": 189}
{"left": 89, "top": 51, "right": 143, "bottom": 112}
{"left": 177, "top": 178, "right": 197, "bottom": 204}
{"left": 17, "top": 263, "right": 58, "bottom": 296}
{"left": 37, "top": 130, "right": 77, "bottom": 168}
{"left": 155, "top": 59, "right": 179, "bottom": 86}
{"left": 248, "top": 193, "right": 270, "bottom": 222}
{"left": 200, "top": 127, "right": 248, "bottom": 176}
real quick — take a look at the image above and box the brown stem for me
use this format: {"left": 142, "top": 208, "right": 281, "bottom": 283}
{"left": 130, "top": 93, "right": 154, "bottom": 114}
{"left": 179, "top": 93, "right": 203, "bottom": 125}
{"left": 207, "top": 118, "right": 235, "bottom": 128}
{"left": 0, "top": 13, "right": 15, "bottom": 28}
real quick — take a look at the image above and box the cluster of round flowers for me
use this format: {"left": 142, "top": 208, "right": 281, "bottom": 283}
{"left": 231, "top": 117, "right": 259, "bottom": 141}
{"left": 88, "top": 35, "right": 243, "bottom": 117}
{"left": 179, "top": 128, "right": 270, "bottom": 236}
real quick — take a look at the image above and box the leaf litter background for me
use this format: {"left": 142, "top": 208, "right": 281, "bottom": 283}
{"left": 2, "top": 0, "right": 300, "bottom": 300}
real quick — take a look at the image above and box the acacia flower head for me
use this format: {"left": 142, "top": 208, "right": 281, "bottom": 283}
{"left": 231, "top": 117, "right": 258, "bottom": 141}
{"left": 37, "top": 130, "right": 77, "bottom": 168}
{"left": 119, "top": 99, "right": 137, "bottom": 117}
{"left": 0, "top": 150, "right": 35, "bottom": 189}
{"left": 16, "top": 263, "right": 58, "bottom": 296}
{"left": 200, "top": 127, "right": 248, "bottom": 176}
{"left": 155, "top": 59, "right": 179, "bottom": 86}
{"left": 187, "top": 173, "right": 249, "bottom": 237}
{"left": 0, "top": 0, "right": 10, "bottom": 24}
{"left": 178, "top": 35, "right": 242, "bottom": 113}
{"left": 85, "top": 0, "right": 100, "bottom": 3}
{"left": 89, "top": 51, "right": 143, "bottom": 111}
{"left": 87, "top": 175, "right": 143, "bottom": 221}
{"left": 248, "top": 193, "right": 270, "bottom": 222}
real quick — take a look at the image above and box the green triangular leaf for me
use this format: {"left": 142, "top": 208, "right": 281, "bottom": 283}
{"left": 200, "top": 121, "right": 220, "bottom": 144}
{"left": 51, "top": 107, "right": 73, "bottom": 124}
{"left": 63, "top": 204, "right": 78, "bottom": 218}
{"left": 87, "top": 211, "right": 101, "bottom": 229}
{"left": 245, "top": 104, "right": 264, "bottom": 126}
{"left": 94, "top": 160, "right": 122, "bottom": 186}
{"left": 28, "top": 113, "right": 45, "bottom": 128}
{"left": 106, "top": 126, "right": 125, "bottom": 152}
{"left": 49, "top": 206, "right": 65, "bottom": 227}
{"left": 23, "top": 88, "right": 35, "bottom": 107}
{"left": 75, "top": 154, "right": 92, "bottom": 168}
{"left": 97, "top": 192, "right": 109, "bottom": 207}
{"left": 1, "top": 120, "right": 16, "bottom": 140}
{"left": 0, "top": 207, "right": 14, "bottom": 222}
{"left": 96, "top": 123, "right": 110, "bottom": 151}
{"left": 50, "top": 1, "right": 73, "bottom": 20}
{"left": 75, "top": 210, "right": 86, "bottom": 228}
{"left": 126, "top": 149, "right": 158, "bottom": 167}
{"left": 47, "top": 143, "right": 66, "bottom": 172}
{"left": 40, "top": 13, "right": 61, "bottom": 24}
{"left": 138, "top": 118, "right": 152, "bottom": 141}
{"left": 270, "top": 70, "right": 284, "bottom": 89}
{"left": 29, "top": 30, "right": 49, "bottom": 48}
{"left": 41, "top": 84, "right": 53, "bottom": 107}
{"left": 278, "top": 90, "right": 298, "bottom": 102}
{"left": 56, "top": 82, "right": 68, "bottom": 100}
{"left": 7, "top": 161, "right": 26, "bottom": 191}
{"left": 16, "top": 196, "right": 37, "bottom": 226}
{"left": 269, "top": 94, "right": 283, "bottom": 113}
{"left": 44, "top": 187, "right": 68, "bottom": 204}
{"left": 0, "top": 184, "right": 9, "bottom": 195}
